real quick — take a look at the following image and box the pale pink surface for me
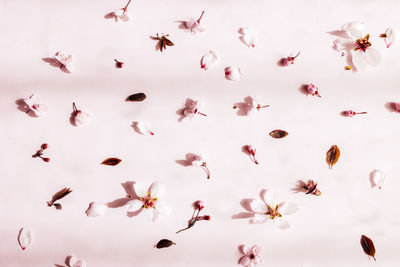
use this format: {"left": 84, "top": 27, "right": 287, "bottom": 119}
{"left": 1, "top": 0, "right": 400, "bottom": 267}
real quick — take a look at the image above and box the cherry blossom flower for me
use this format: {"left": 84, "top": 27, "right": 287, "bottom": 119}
{"left": 133, "top": 120, "right": 155, "bottom": 135}
{"left": 201, "top": 51, "right": 219, "bottom": 70}
{"left": 343, "top": 110, "right": 367, "bottom": 117}
{"left": 18, "top": 228, "right": 32, "bottom": 250}
{"left": 371, "top": 169, "right": 386, "bottom": 189}
{"left": 182, "top": 100, "right": 207, "bottom": 118}
{"left": 245, "top": 145, "right": 259, "bottom": 164}
{"left": 281, "top": 52, "right": 300, "bottom": 66}
{"left": 234, "top": 96, "right": 269, "bottom": 116}
{"left": 24, "top": 94, "right": 48, "bottom": 116}
{"left": 239, "top": 27, "right": 256, "bottom": 48}
{"left": 306, "top": 83, "right": 321, "bottom": 97}
{"left": 191, "top": 154, "right": 211, "bottom": 179}
{"left": 126, "top": 182, "right": 170, "bottom": 222}
{"left": 54, "top": 51, "right": 73, "bottom": 73}
{"left": 294, "top": 180, "right": 321, "bottom": 196}
{"left": 238, "top": 244, "right": 263, "bottom": 267}
{"left": 194, "top": 200, "right": 205, "bottom": 211}
{"left": 225, "top": 66, "right": 242, "bottom": 81}
{"left": 380, "top": 28, "right": 396, "bottom": 48}
{"left": 248, "top": 190, "right": 298, "bottom": 229}
{"left": 114, "top": 59, "right": 124, "bottom": 68}
{"left": 177, "top": 200, "right": 210, "bottom": 233}
{"left": 68, "top": 256, "right": 87, "bottom": 267}
{"left": 333, "top": 22, "right": 381, "bottom": 70}
{"left": 111, "top": 0, "right": 133, "bottom": 22}
{"left": 85, "top": 202, "right": 107, "bottom": 217}
{"left": 32, "top": 143, "right": 50, "bottom": 162}
{"left": 72, "top": 102, "right": 90, "bottom": 126}
{"left": 185, "top": 11, "right": 206, "bottom": 34}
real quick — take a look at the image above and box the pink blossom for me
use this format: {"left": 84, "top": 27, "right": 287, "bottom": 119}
{"left": 246, "top": 145, "right": 258, "bottom": 164}
{"left": 225, "top": 66, "right": 242, "bottom": 81}
{"left": 238, "top": 245, "right": 263, "bottom": 267}
{"left": 306, "top": 83, "right": 321, "bottom": 97}
{"left": 201, "top": 51, "right": 219, "bottom": 70}
{"left": 72, "top": 102, "right": 90, "bottom": 126}
{"left": 185, "top": 11, "right": 206, "bottom": 34}
{"left": 24, "top": 94, "right": 48, "bottom": 116}
{"left": 54, "top": 51, "right": 73, "bottom": 73}
{"left": 395, "top": 102, "right": 400, "bottom": 112}
{"left": 344, "top": 110, "right": 367, "bottom": 117}
{"left": 281, "top": 52, "right": 300, "bottom": 66}
{"left": 194, "top": 200, "right": 205, "bottom": 211}
{"left": 183, "top": 100, "right": 207, "bottom": 118}
{"left": 111, "top": 0, "right": 133, "bottom": 22}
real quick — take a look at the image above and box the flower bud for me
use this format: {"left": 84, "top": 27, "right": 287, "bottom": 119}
{"left": 41, "top": 143, "right": 48, "bottom": 150}
{"left": 43, "top": 158, "right": 50, "bottom": 162}
{"left": 194, "top": 200, "right": 205, "bottom": 211}
{"left": 199, "top": 215, "right": 210, "bottom": 221}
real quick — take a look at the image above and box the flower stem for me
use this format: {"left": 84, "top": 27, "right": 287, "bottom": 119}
{"left": 123, "top": 0, "right": 132, "bottom": 11}
{"left": 197, "top": 11, "right": 205, "bottom": 23}
{"left": 356, "top": 112, "right": 367, "bottom": 115}
{"left": 198, "top": 112, "right": 207, "bottom": 116}
{"left": 72, "top": 102, "right": 78, "bottom": 112}
{"left": 201, "top": 163, "right": 210, "bottom": 179}
{"left": 257, "top": 104, "right": 269, "bottom": 110}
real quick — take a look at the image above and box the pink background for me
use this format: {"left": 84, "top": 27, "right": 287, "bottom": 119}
{"left": 1, "top": 0, "right": 400, "bottom": 266}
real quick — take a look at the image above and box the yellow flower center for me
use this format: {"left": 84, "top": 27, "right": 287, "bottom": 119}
{"left": 140, "top": 192, "right": 158, "bottom": 209}
{"left": 266, "top": 204, "right": 282, "bottom": 219}
{"left": 354, "top": 34, "right": 372, "bottom": 52}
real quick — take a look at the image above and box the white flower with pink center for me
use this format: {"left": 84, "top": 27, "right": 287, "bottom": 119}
{"left": 126, "top": 182, "right": 170, "bottom": 222}
{"left": 54, "top": 51, "right": 73, "bottom": 73}
{"left": 238, "top": 244, "right": 263, "bottom": 267}
{"left": 24, "top": 94, "right": 48, "bottom": 116}
{"left": 248, "top": 190, "right": 298, "bottom": 229}
{"left": 183, "top": 100, "right": 207, "bottom": 118}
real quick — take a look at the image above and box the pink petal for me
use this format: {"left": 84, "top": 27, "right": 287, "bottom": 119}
{"left": 126, "top": 199, "right": 143, "bottom": 212}
{"left": 239, "top": 256, "right": 251, "bottom": 266}
{"left": 201, "top": 51, "right": 219, "bottom": 70}
{"left": 225, "top": 66, "right": 242, "bottom": 81}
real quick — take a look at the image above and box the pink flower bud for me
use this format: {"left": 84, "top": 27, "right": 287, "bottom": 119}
{"left": 395, "top": 102, "right": 400, "bottom": 112}
{"left": 199, "top": 215, "right": 210, "bottom": 221}
{"left": 246, "top": 145, "right": 256, "bottom": 156}
{"left": 282, "top": 58, "right": 290, "bottom": 66}
{"left": 345, "top": 110, "right": 355, "bottom": 117}
{"left": 306, "top": 83, "right": 321, "bottom": 97}
{"left": 43, "top": 157, "right": 50, "bottom": 162}
{"left": 194, "top": 200, "right": 204, "bottom": 211}
{"left": 41, "top": 143, "right": 48, "bottom": 150}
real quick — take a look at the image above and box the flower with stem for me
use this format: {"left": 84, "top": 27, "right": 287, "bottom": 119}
{"left": 182, "top": 100, "right": 207, "bottom": 119}
{"left": 24, "top": 94, "right": 48, "bottom": 117}
{"left": 32, "top": 143, "right": 50, "bottom": 162}
{"left": 281, "top": 52, "right": 300, "bottom": 66}
{"left": 245, "top": 145, "right": 259, "bottom": 164}
{"left": 191, "top": 154, "right": 211, "bottom": 179}
{"left": 234, "top": 96, "right": 269, "bottom": 116}
{"left": 344, "top": 110, "right": 367, "bottom": 117}
{"left": 112, "top": 0, "right": 133, "bottom": 21}
{"left": 185, "top": 11, "right": 206, "bottom": 34}
{"left": 306, "top": 83, "right": 321, "bottom": 97}
{"left": 72, "top": 102, "right": 90, "bottom": 126}
{"left": 176, "top": 200, "right": 210, "bottom": 234}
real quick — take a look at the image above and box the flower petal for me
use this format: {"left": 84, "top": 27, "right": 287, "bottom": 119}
{"left": 31, "top": 104, "right": 48, "bottom": 116}
{"left": 75, "top": 111, "right": 90, "bottom": 126}
{"left": 372, "top": 169, "right": 386, "bottom": 189}
{"left": 274, "top": 217, "right": 290, "bottom": 229}
{"left": 18, "top": 228, "right": 32, "bottom": 250}
{"left": 352, "top": 50, "right": 368, "bottom": 71}
{"left": 365, "top": 47, "right": 381, "bottom": 66}
{"left": 251, "top": 245, "right": 261, "bottom": 256}
{"left": 240, "top": 244, "right": 251, "bottom": 255}
{"left": 239, "top": 256, "right": 251, "bottom": 266}
{"left": 342, "top": 21, "right": 363, "bottom": 39}
{"left": 225, "top": 66, "right": 242, "bottom": 81}
{"left": 384, "top": 27, "right": 396, "bottom": 48}
{"left": 279, "top": 202, "right": 298, "bottom": 215}
{"left": 134, "top": 120, "right": 154, "bottom": 135}
{"left": 250, "top": 214, "right": 268, "bottom": 224}
{"left": 239, "top": 27, "right": 256, "bottom": 48}
{"left": 201, "top": 51, "right": 219, "bottom": 70}
{"left": 24, "top": 94, "right": 40, "bottom": 107}
{"left": 260, "top": 190, "right": 276, "bottom": 206}
{"left": 333, "top": 39, "right": 355, "bottom": 52}
{"left": 126, "top": 199, "right": 143, "bottom": 212}
{"left": 134, "top": 182, "right": 149, "bottom": 197}
{"left": 249, "top": 199, "right": 267, "bottom": 213}
{"left": 155, "top": 201, "right": 171, "bottom": 216}
{"left": 85, "top": 202, "right": 107, "bottom": 217}
{"left": 150, "top": 182, "right": 165, "bottom": 198}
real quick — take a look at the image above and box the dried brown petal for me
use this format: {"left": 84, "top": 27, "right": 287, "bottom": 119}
{"left": 155, "top": 239, "right": 176, "bottom": 249}
{"left": 361, "top": 235, "right": 376, "bottom": 261}
{"left": 269, "top": 130, "right": 288, "bottom": 139}
{"left": 326, "top": 145, "right": 340, "bottom": 169}
{"left": 47, "top": 187, "right": 72, "bottom": 209}
{"left": 127, "top": 93, "right": 146, "bottom": 102}
{"left": 101, "top": 158, "right": 122, "bottom": 166}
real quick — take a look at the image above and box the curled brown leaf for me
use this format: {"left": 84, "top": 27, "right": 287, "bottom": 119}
{"left": 47, "top": 188, "right": 72, "bottom": 210}
{"left": 269, "top": 130, "right": 288, "bottom": 139}
{"left": 155, "top": 239, "right": 176, "bottom": 249}
{"left": 361, "top": 235, "right": 376, "bottom": 261}
{"left": 101, "top": 158, "right": 122, "bottom": 166}
{"left": 326, "top": 145, "right": 340, "bottom": 169}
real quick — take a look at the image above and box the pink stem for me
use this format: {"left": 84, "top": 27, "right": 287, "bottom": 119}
{"left": 293, "top": 52, "right": 300, "bottom": 59}
{"left": 201, "top": 165, "right": 210, "bottom": 179}
{"left": 198, "top": 112, "right": 207, "bottom": 116}
{"left": 355, "top": 112, "right": 367, "bottom": 114}
{"left": 123, "top": 0, "right": 132, "bottom": 11}
{"left": 197, "top": 11, "right": 205, "bottom": 23}
{"left": 258, "top": 105, "right": 270, "bottom": 110}
{"left": 72, "top": 102, "right": 78, "bottom": 112}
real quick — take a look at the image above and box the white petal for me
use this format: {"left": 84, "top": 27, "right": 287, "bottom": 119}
{"left": 333, "top": 39, "right": 355, "bottom": 52}
{"left": 241, "top": 245, "right": 251, "bottom": 255}
{"left": 342, "top": 21, "right": 364, "bottom": 39}
{"left": 240, "top": 27, "right": 256, "bottom": 48}
{"left": 225, "top": 66, "right": 242, "bottom": 81}
{"left": 150, "top": 182, "right": 165, "bottom": 198}
{"left": 75, "top": 111, "right": 90, "bottom": 126}
{"left": 85, "top": 202, "right": 107, "bottom": 217}
{"left": 385, "top": 28, "right": 396, "bottom": 48}
{"left": 54, "top": 51, "right": 73, "bottom": 66}
{"left": 261, "top": 190, "right": 276, "bottom": 206}
{"left": 18, "top": 228, "right": 32, "bottom": 250}
{"left": 201, "top": 51, "right": 219, "bottom": 70}
{"left": 114, "top": 9, "right": 124, "bottom": 17}
{"left": 279, "top": 202, "right": 298, "bottom": 215}
{"left": 24, "top": 94, "right": 40, "bottom": 107}
{"left": 274, "top": 217, "right": 290, "bottom": 229}
{"left": 249, "top": 199, "right": 267, "bottom": 213}
{"left": 365, "top": 47, "right": 381, "bottom": 66}
{"left": 144, "top": 208, "right": 158, "bottom": 221}
{"left": 31, "top": 104, "right": 48, "bottom": 116}
{"left": 191, "top": 159, "right": 203, "bottom": 167}
{"left": 250, "top": 214, "right": 269, "bottom": 224}
{"left": 134, "top": 120, "right": 154, "bottom": 135}
{"left": 134, "top": 182, "right": 149, "bottom": 197}
{"left": 239, "top": 256, "right": 251, "bottom": 266}
{"left": 372, "top": 169, "right": 386, "bottom": 189}
{"left": 126, "top": 199, "right": 143, "bottom": 212}
{"left": 155, "top": 201, "right": 171, "bottom": 216}
{"left": 69, "top": 256, "right": 87, "bottom": 267}
{"left": 352, "top": 51, "right": 368, "bottom": 70}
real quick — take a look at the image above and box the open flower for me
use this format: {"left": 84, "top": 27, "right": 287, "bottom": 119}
{"left": 201, "top": 51, "right": 219, "bottom": 70}
{"left": 191, "top": 154, "right": 211, "bottom": 179}
{"left": 72, "top": 102, "right": 90, "bottom": 126}
{"left": 248, "top": 190, "right": 298, "bottom": 229}
{"left": 182, "top": 100, "right": 207, "bottom": 118}
{"left": 238, "top": 245, "right": 263, "bottom": 267}
{"left": 185, "top": 11, "right": 206, "bottom": 34}
{"left": 380, "top": 28, "right": 396, "bottom": 48}
{"left": 225, "top": 66, "right": 242, "bottom": 81}
{"left": 54, "top": 51, "right": 73, "bottom": 73}
{"left": 234, "top": 96, "right": 269, "bottom": 116}
{"left": 24, "top": 94, "right": 48, "bottom": 116}
{"left": 333, "top": 22, "right": 381, "bottom": 70}
{"left": 126, "top": 182, "right": 170, "bottom": 221}
{"left": 371, "top": 169, "right": 386, "bottom": 190}
{"left": 306, "top": 83, "right": 321, "bottom": 97}
{"left": 281, "top": 52, "right": 300, "bottom": 66}
{"left": 111, "top": 0, "right": 132, "bottom": 22}
{"left": 239, "top": 27, "right": 256, "bottom": 48}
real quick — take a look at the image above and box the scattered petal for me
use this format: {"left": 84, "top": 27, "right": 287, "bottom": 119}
{"left": 18, "top": 228, "right": 32, "bottom": 250}
{"left": 239, "top": 27, "right": 256, "bottom": 48}
{"left": 381, "top": 27, "right": 396, "bottom": 48}
{"left": 134, "top": 120, "right": 155, "bottom": 135}
{"left": 201, "top": 51, "right": 219, "bottom": 70}
{"left": 54, "top": 51, "right": 73, "bottom": 72}
{"left": 85, "top": 202, "right": 107, "bottom": 217}
{"left": 371, "top": 169, "right": 386, "bottom": 189}
{"left": 225, "top": 66, "right": 242, "bottom": 81}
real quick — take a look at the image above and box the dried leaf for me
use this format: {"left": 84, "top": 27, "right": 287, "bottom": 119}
{"left": 163, "top": 37, "right": 174, "bottom": 47}
{"left": 269, "top": 130, "right": 289, "bottom": 139}
{"left": 326, "top": 145, "right": 340, "bottom": 169}
{"left": 361, "top": 235, "right": 376, "bottom": 261}
{"left": 47, "top": 187, "right": 72, "bottom": 209}
{"left": 155, "top": 239, "right": 176, "bottom": 249}
{"left": 18, "top": 228, "right": 32, "bottom": 250}
{"left": 101, "top": 158, "right": 122, "bottom": 166}
{"left": 127, "top": 93, "right": 146, "bottom": 102}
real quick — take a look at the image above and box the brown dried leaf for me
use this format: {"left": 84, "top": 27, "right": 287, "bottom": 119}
{"left": 326, "top": 145, "right": 340, "bottom": 169}
{"left": 269, "top": 130, "right": 288, "bottom": 139}
{"left": 163, "top": 37, "right": 174, "bottom": 47}
{"left": 155, "top": 239, "right": 176, "bottom": 249}
{"left": 101, "top": 158, "right": 122, "bottom": 166}
{"left": 127, "top": 93, "right": 146, "bottom": 102}
{"left": 47, "top": 188, "right": 72, "bottom": 209}
{"left": 361, "top": 235, "right": 376, "bottom": 261}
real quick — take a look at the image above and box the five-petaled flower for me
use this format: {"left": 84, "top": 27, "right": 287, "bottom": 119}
{"left": 248, "top": 190, "right": 298, "bottom": 229}
{"left": 126, "top": 182, "right": 170, "bottom": 222}
{"left": 24, "top": 94, "right": 48, "bottom": 117}
{"left": 182, "top": 100, "right": 207, "bottom": 118}
{"left": 54, "top": 51, "right": 73, "bottom": 73}
{"left": 185, "top": 11, "right": 206, "bottom": 34}
{"left": 238, "top": 244, "right": 263, "bottom": 267}
{"left": 72, "top": 102, "right": 91, "bottom": 126}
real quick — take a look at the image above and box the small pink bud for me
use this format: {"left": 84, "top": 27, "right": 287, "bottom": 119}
{"left": 345, "top": 110, "right": 355, "bottom": 117}
{"left": 247, "top": 145, "right": 256, "bottom": 156}
{"left": 395, "top": 102, "right": 400, "bottom": 112}
{"left": 115, "top": 59, "right": 124, "bottom": 68}
{"left": 43, "top": 157, "right": 50, "bottom": 162}
{"left": 307, "top": 83, "right": 321, "bottom": 97}
{"left": 200, "top": 215, "right": 210, "bottom": 221}
{"left": 41, "top": 143, "right": 48, "bottom": 150}
{"left": 194, "top": 200, "right": 205, "bottom": 211}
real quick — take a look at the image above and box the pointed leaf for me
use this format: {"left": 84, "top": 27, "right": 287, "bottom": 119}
{"left": 269, "top": 130, "right": 289, "bottom": 139}
{"left": 48, "top": 187, "right": 72, "bottom": 208}
{"left": 326, "top": 145, "right": 340, "bottom": 169}
{"left": 361, "top": 235, "right": 376, "bottom": 261}
{"left": 127, "top": 93, "right": 146, "bottom": 102}
{"left": 155, "top": 239, "right": 176, "bottom": 249}
{"left": 101, "top": 158, "right": 122, "bottom": 166}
